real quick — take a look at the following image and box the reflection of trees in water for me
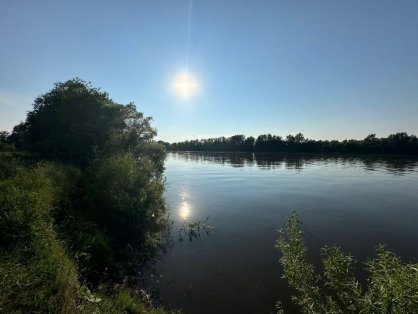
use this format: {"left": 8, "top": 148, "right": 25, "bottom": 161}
{"left": 174, "top": 152, "right": 255, "bottom": 167}
{"left": 171, "top": 152, "right": 418, "bottom": 175}
{"left": 363, "top": 158, "right": 418, "bottom": 175}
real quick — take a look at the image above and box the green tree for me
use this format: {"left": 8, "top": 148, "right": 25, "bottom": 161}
{"left": 285, "top": 134, "right": 296, "bottom": 143}
{"left": 0, "top": 131, "right": 13, "bottom": 151}
{"left": 11, "top": 78, "right": 159, "bottom": 167}
{"left": 8, "top": 78, "right": 167, "bottom": 276}
{"left": 244, "top": 136, "right": 255, "bottom": 150}
{"left": 0, "top": 131, "right": 8, "bottom": 142}
{"left": 0, "top": 80, "right": 174, "bottom": 313}
{"left": 294, "top": 133, "right": 305, "bottom": 143}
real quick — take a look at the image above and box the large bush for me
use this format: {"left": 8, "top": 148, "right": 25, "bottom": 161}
{"left": 86, "top": 151, "right": 166, "bottom": 258}
{"left": 10, "top": 78, "right": 159, "bottom": 167}
{"left": 1, "top": 79, "right": 171, "bottom": 312}
{"left": 8, "top": 79, "right": 167, "bottom": 269}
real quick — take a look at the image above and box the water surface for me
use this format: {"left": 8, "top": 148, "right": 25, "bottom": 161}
{"left": 143, "top": 152, "right": 418, "bottom": 313}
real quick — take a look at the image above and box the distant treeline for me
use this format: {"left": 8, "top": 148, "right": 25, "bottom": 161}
{"left": 169, "top": 152, "right": 417, "bottom": 174}
{"left": 162, "top": 133, "right": 418, "bottom": 154}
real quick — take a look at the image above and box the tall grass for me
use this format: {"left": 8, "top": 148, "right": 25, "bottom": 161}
{"left": 0, "top": 164, "right": 80, "bottom": 312}
{"left": 0, "top": 161, "right": 176, "bottom": 313}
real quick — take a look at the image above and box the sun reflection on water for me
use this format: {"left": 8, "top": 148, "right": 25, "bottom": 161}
{"left": 178, "top": 188, "right": 192, "bottom": 220}
{"left": 179, "top": 201, "right": 191, "bottom": 219}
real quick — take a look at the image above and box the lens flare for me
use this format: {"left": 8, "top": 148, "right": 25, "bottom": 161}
{"left": 173, "top": 72, "right": 198, "bottom": 98}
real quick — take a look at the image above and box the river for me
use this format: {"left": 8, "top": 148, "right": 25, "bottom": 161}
{"left": 142, "top": 152, "right": 418, "bottom": 313}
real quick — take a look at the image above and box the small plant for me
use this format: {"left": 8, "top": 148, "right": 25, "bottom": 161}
{"left": 275, "top": 210, "right": 418, "bottom": 314}
{"left": 178, "top": 216, "right": 214, "bottom": 242}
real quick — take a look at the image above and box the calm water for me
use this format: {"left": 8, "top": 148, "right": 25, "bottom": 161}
{"left": 143, "top": 152, "right": 418, "bottom": 314}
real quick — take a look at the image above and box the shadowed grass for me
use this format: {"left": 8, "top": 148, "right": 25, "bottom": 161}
{"left": 0, "top": 164, "right": 80, "bottom": 313}
{"left": 0, "top": 162, "right": 176, "bottom": 313}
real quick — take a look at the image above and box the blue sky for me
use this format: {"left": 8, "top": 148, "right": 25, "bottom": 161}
{"left": 1, "top": 0, "right": 418, "bottom": 142}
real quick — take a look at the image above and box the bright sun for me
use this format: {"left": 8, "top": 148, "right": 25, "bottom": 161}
{"left": 173, "top": 72, "right": 198, "bottom": 98}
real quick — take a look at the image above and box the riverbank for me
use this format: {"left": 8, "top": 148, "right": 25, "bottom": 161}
{"left": 0, "top": 79, "right": 176, "bottom": 313}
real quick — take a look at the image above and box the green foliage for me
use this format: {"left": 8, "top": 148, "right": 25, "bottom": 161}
{"left": 10, "top": 78, "right": 160, "bottom": 167}
{"left": 178, "top": 217, "right": 214, "bottom": 242}
{"left": 1, "top": 79, "right": 172, "bottom": 313}
{"left": 0, "top": 160, "right": 173, "bottom": 313}
{"left": 11, "top": 79, "right": 117, "bottom": 165}
{"left": 0, "top": 131, "right": 14, "bottom": 152}
{"left": 275, "top": 212, "right": 325, "bottom": 313}
{"left": 5, "top": 78, "right": 167, "bottom": 272}
{"left": 60, "top": 214, "right": 115, "bottom": 285}
{"left": 0, "top": 164, "right": 80, "bottom": 313}
{"left": 0, "top": 164, "right": 54, "bottom": 247}
{"left": 276, "top": 211, "right": 418, "bottom": 314}
{"left": 96, "top": 289, "right": 180, "bottom": 314}
{"left": 362, "top": 248, "right": 418, "bottom": 313}
{"left": 86, "top": 151, "right": 166, "bottom": 262}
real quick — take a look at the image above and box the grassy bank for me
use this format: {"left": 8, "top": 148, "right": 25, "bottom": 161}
{"left": 0, "top": 157, "right": 177, "bottom": 313}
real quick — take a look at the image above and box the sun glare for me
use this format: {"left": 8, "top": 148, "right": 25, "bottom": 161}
{"left": 173, "top": 72, "right": 198, "bottom": 98}
{"left": 178, "top": 188, "right": 192, "bottom": 219}
{"left": 179, "top": 201, "right": 191, "bottom": 219}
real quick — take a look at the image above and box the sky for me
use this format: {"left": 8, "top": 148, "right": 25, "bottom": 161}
{"left": 1, "top": 0, "right": 418, "bottom": 142}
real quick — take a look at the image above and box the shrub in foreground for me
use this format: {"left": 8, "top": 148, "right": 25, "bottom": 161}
{"left": 276, "top": 211, "right": 418, "bottom": 314}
